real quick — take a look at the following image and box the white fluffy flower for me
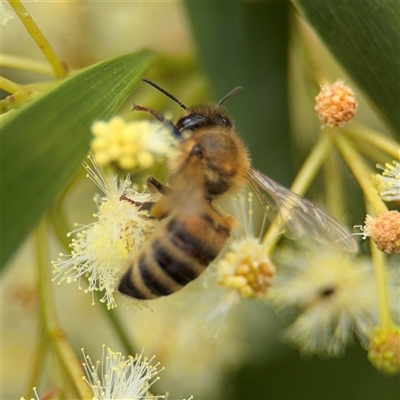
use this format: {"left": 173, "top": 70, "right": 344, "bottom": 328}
{"left": 269, "top": 248, "right": 399, "bottom": 356}
{"left": 52, "top": 156, "right": 159, "bottom": 309}
{"left": 375, "top": 160, "right": 400, "bottom": 202}
{"left": 82, "top": 346, "right": 164, "bottom": 399}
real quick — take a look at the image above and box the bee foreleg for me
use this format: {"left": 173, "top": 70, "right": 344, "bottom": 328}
{"left": 120, "top": 194, "right": 155, "bottom": 218}
{"left": 132, "top": 104, "right": 182, "bottom": 140}
{"left": 147, "top": 176, "right": 173, "bottom": 196}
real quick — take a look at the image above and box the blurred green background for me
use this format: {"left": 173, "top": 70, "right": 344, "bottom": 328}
{"left": 1, "top": 1, "right": 399, "bottom": 399}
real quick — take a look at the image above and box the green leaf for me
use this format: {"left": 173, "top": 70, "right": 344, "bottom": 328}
{"left": 292, "top": 0, "right": 400, "bottom": 135}
{"left": 184, "top": 1, "right": 293, "bottom": 183}
{"left": 1, "top": 50, "right": 157, "bottom": 268}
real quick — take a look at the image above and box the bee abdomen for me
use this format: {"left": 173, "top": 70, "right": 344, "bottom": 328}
{"left": 118, "top": 212, "right": 231, "bottom": 300}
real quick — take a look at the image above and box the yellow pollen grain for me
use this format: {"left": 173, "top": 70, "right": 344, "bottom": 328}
{"left": 119, "top": 156, "right": 137, "bottom": 171}
{"left": 239, "top": 285, "right": 254, "bottom": 298}
{"left": 137, "top": 151, "right": 154, "bottom": 168}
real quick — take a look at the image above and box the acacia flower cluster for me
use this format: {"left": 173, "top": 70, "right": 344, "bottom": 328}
{"left": 82, "top": 346, "right": 165, "bottom": 400}
{"left": 360, "top": 211, "right": 400, "bottom": 254}
{"left": 24, "top": 346, "right": 193, "bottom": 400}
{"left": 217, "top": 193, "right": 274, "bottom": 302}
{"left": 195, "top": 193, "right": 275, "bottom": 334}
{"left": 314, "top": 80, "right": 358, "bottom": 127}
{"left": 268, "top": 248, "right": 397, "bottom": 357}
{"left": 217, "top": 237, "right": 275, "bottom": 300}
{"left": 375, "top": 161, "right": 400, "bottom": 202}
{"left": 368, "top": 326, "right": 400, "bottom": 375}
{"left": 52, "top": 156, "right": 159, "bottom": 309}
{"left": 91, "top": 116, "right": 173, "bottom": 171}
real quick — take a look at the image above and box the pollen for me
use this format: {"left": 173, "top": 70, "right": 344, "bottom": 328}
{"left": 314, "top": 80, "right": 358, "bottom": 127}
{"left": 362, "top": 211, "right": 400, "bottom": 254}
{"left": 217, "top": 238, "right": 275, "bottom": 299}
{"left": 368, "top": 326, "right": 400, "bottom": 374}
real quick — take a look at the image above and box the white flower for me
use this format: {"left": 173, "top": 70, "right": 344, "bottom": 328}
{"left": 52, "top": 155, "right": 159, "bottom": 309}
{"left": 82, "top": 346, "right": 164, "bottom": 399}
{"left": 269, "top": 247, "right": 398, "bottom": 356}
{"left": 375, "top": 160, "right": 400, "bottom": 202}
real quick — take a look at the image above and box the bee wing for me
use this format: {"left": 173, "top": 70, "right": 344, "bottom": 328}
{"left": 247, "top": 167, "right": 358, "bottom": 253}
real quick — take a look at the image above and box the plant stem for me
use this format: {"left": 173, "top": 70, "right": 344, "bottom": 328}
{"left": 0, "top": 75, "right": 21, "bottom": 93}
{"left": 344, "top": 122, "right": 400, "bottom": 161}
{"left": 352, "top": 137, "right": 395, "bottom": 166}
{"left": 0, "top": 84, "right": 44, "bottom": 113}
{"left": 1, "top": 52, "right": 55, "bottom": 77}
{"left": 366, "top": 203, "right": 392, "bottom": 328}
{"left": 263, "top": 132, "right": 332, "bottom": 252}
{"left": 96, "top": 304, "right": 138, "bottom": 356}
{"left": 323, "top": 149, "right": 346, "bottom": 220}
{"left": 333, "top": 134, "right": 387, "bottom": 214}
{"left": 50, "top": 172, "right": 138, "bottom": 357}
{"left": 7, "top": 0, "right": 68, "bottom": 79}
{"left": 35, "top": 218, "right": 92, "bottom": 399}
{"left": 23, "top": 327, "right": 48, "bottom": 399}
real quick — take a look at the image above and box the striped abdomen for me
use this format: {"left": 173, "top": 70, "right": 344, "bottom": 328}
{"left": 118, "top": 209, "right": 231, "bottom": 299}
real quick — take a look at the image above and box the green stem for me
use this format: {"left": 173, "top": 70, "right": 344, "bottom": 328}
{"left": 352, "top": 137, "right": 395, "bottom": 166}
{"left": 0, "top": 86, "right": 41, "bottom": 114}
{"left": 1, "top": 52, "right": 55, "bottom": 77}
{"left": 0, "top": 75, "right": 21, "bottom": 93}
{"left": 50, "top": 171, "right": 138, "bottom": 357}
{"left": 323, "top": 148, "right": 346, "bottom": 220}
{"left": 96, "top": 305, "right": 138, "bottom": 356}
{"left": 23, "top": 327, "right": 48, "bottom": 399}
{"left": 7, "top": 0, "right": 68, "bottom": 79}
{"left": 344, "top": 122, "right": 400, "bottom": 161}
{"left": 333, "top": 134, "right": 387, "bottom": 214}
{"left": 366, "top": 203, "right": 392, "bottom": 329}
{"left": 263, "top": 133, "right": 332, "bottom": 252}
{"left": 35, "top": 218, "right": 92, "bottom": 399}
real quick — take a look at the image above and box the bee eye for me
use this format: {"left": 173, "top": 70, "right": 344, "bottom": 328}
{"left": 177, "top": 114, "right": 205, "bottom": 131}
{"left": 215, "top": 115, "right": 231, "bottom": 127}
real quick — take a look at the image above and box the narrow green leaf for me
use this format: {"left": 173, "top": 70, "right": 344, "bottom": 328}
{"left": 293, "top": 0, "right": 400, "bottom": 135}
{"left": 184, "top": 1, "right": 293, "bottom": 183}
{"left": 1, "top": 50, "right": 156, "bottom": 267}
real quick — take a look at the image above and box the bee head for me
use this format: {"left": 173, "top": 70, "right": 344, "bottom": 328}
{"left": 176, "top": 106, "right": 233, "bottom": 132}
{"left": 141, "top": 78, "right": 242, "bottom": 135}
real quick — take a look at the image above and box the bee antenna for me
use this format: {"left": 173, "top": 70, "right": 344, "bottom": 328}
{"left": 217, "top": 86, "right": 243, "bottom": 106}
{"left": 142, "top": 78, "right": 187, "bottom": 110}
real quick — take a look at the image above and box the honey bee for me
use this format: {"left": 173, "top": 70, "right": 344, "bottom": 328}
{"left": 118, "top": 79, "right": 357, "bottom": 300}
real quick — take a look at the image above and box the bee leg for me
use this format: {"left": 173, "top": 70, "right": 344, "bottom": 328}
{"left": 120, "top": 194, "right": 155, "bottom": 216}
{"left": 132, "top": 104, "right": 182, "bottom": 140}
{"left": 147, "top": 176, "right": 173, "bottom": 196}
